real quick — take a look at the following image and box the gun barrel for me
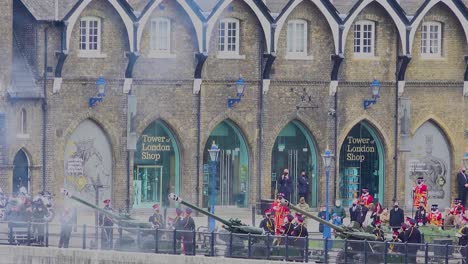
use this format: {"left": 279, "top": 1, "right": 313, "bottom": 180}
{"left": 280, "top": 198, "right": 346, "bottom": 233}
{"left": 168, "top": 193, "right": 233, "bottom": 227}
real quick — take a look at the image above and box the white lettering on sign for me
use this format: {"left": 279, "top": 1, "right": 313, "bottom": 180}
{"left": 140, "top": 135, "right": 172, "bottom": 161}
{"left": 344, "top": 136, "right": 376, "bottom": 162}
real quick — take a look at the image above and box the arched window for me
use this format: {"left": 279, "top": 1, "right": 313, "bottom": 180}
{"left": 79, "top": 17, "right": 102, "bottom": 54}
{"left": 287, "top": 20, "right": 308, "bottom": 56}
{"left": 353, "top": 20, "right": 375, "bottom": 56}
{"left": 20, "top": 109, "right": 27, "bottom": 135}
{"left": 421, "top": 22, "right": 442, "bottom": 57}
{"left": 150, "top": 18, "right": 172, "bottom": 55}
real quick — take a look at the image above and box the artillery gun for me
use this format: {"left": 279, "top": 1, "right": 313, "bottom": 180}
{"left": 280, "top": 198, "right": 387, "bottom": 263}
{"left": 61, "top": 189, "right": 163, "bottom": 251}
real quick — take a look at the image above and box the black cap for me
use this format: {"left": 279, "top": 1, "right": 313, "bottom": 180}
{"left": 417, "top": 176, "right": 424, "bottom": 180}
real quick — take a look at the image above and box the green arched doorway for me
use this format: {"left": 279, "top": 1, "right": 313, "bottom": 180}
{"left": 271, "top": 121, "right": 318, "bottom": 207}
{"left": 133, "top": 120, "right": 181, "bottom": 208}
{"left": 203, "top": 120, "right": 249, "bottom": 208}
{"left": 339, "top": 122, "right": 385, "bottom": 207}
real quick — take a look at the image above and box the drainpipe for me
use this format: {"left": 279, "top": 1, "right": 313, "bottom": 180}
{"left": 393, "top": 35, "right": 400, "bottom": 203}
{"left": 196, "top": 88, "right": 201, "bottom": 207}
{"left": 42, "top": 24, "right": 51, "bottom": 192}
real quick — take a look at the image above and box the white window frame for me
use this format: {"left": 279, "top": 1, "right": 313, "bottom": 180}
{"left": 353, "top": 20, "right": 375, "bottom": 57}
{"left": 217, "top": 18, "right": 245, "bottom": 59}
{"left": 420, "top": 21, "right": 442, "bottom": 58}
{"left": 78, "top": 16, "right": 106, "bottom": 58}
{"left": 149, "top": 17, "right": 175, "bottom": 58}
{"left": 286, "top": 19, "right": 312, "bottom": 60}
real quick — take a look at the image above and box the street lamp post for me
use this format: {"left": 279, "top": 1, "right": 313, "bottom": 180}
{"left": 322, "top": 147, "right": 334, "bottom": 240}
{"left": 208, "top": 141, "right": 220, "bottom": 232}
{"left": 363, "top": 80, "right": 381, "bottom": 110}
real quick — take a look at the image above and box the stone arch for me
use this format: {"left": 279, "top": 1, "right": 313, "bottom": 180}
{"left": 409, "top": 0, "right": 468, "bottom": 50}
{"left": 205, "top": 0, "right": 272, "bottom": 53}
{"left": 64, "top": 0, "right": 134, "bottom": 52}
{"left": 136, "top": 0, "right": 204, "bottom": 52}
{"left": 410, "top": 116, "right": 455, "bottom": 156}
{"left": 341, "top": 0, "right": 408, "bottom": 55}
{"left": 274, "top": 0, "right": 340, "bottom": 54}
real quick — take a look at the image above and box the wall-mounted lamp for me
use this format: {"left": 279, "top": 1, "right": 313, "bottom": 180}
{"left": 227, "top": 76, "right": 245, "bottom": 108}
{"left": 363, "top": 79, "right": 381, "bottom": 110}
{"left": 89, "top": 76, "right": 107, "bottom": 108}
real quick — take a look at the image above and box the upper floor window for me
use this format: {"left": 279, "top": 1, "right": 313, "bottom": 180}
{"left": 353, "top": 20, "right": 375, "bottom": 56}
{"left": 218, "top": 18, "right": 242, "bottom": 58}
{"left": 79, "top": 17, "right": 102, "bottom": 55}
{"left": 421, "top": 22, "right": 441, "bottom": 57}
{"left": 287, "top": 20, "right": 307, "bottom": 56}
{"left": 150, "top": 18, "right": 171, "bottom": 54}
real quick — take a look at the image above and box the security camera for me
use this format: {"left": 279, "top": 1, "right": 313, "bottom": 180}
{"left": 328, "top": 108, "right": 336, "bottom": 116}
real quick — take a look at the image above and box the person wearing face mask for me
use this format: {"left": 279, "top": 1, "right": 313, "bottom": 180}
{"left": 349, "top": 200, "right": 360, "bottom": 223}
{"left": 414, "top": 204, "right": 427, "bottom": 226}
{"left": 458, "top": 168, "right": 468, "bottom": 207}
{"left": 278, "top": 169, "right": 292, "bottom": 202}
{"left": 297, "top": 171, "right": 310, "bottom": 203}
{"left": 332, "top": 200, "right": 346, "bottom": 224}
{"left": 413, "top": 176, "right": 428, "bottom": 210}
{"left": 359, "top": 187, "right": 373, "bottom": 207}
{"left": 296, "top": 197, "right": 310, "bottom": 226}
{"left": 389, "top": 201, "right": 404, "bottom": 232}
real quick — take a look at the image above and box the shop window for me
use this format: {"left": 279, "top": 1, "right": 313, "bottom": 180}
{"left": 421, "top": 22, "right": 442, "bottom": 57}
{"left": 353, "top": 20, "right": 375, "bottom": 56}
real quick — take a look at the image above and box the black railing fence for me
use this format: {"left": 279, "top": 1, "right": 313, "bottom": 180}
{"left": 0, "top": 220, "right": 467, "bottom": 263}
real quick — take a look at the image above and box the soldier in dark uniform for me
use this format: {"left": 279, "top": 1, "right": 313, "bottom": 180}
{"left": 99, "top": 199, "right": 113, "bottom": 250}
{"left": 292, "top": 215, "right": 308, "bottom": 251}
{"left": 182, "top": 208, "right": 195, "bottom": 255}
{"left": 389, "top": 230, "right": 402, "bottom": 253}
{"left": 259, "top": 209, "right": 275, "bottom": 235}
{"left": 414, "top": 205, "right": 427, "bottom": 226}
{"left": 148, "top": 204, "right": 164, "bottom": 229}
{"left": 457, "top": 217, "right": 468, "bottom": 263}
{"left": 404, "top": 218, "right": 421, "bottom": 263}
{"left": 398, "top": 223, "right": 408, "bottom": 242}
{"left": 372, "top": 221, "right": 385, "bottom": 241}
{"left": 31, "top": 197, "right": 49, "bottom": 245}
{"left": 172, "top": 208, "right": 183, "bottom": 230}
{"left": 58, "top": 207, "right": 74, "bottom": 248}
{"left": 278, "top": 214, "right": 295, "bottom": 245}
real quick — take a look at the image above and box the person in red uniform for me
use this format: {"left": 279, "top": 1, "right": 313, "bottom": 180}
{"left": 359, "top": 187, "right": 373, "bottom": 207}
{"left": 413, "top": 176, "right": 428, "bottom": 210}
{"left": 453, "top": 198, "right": 466, "bottom": 216}
{"left": 427, "top": 204, "right": 443, "bottom": 227}
{"left": 272, "top": 193, "right": 289, "bottom": 235}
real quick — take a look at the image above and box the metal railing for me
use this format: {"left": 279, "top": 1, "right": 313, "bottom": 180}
{"left": 0, "top": 220, "right": 467, "bottom": 263}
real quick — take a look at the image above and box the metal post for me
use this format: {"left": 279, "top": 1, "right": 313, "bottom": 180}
{"left": 251, "top": 206, "right": 255, "bottom": 226}
{"left": 384, "top": 241, "right": 388, "bottom": 264}
{"left": 137, "top": 227, "right": 141, "bottom": 249}
{"left": 173, "top": 229, "right": 177, "bottom": 254}
{"left": 229, "top": 232, "right": 233, "bottom": 257}
{"left": 192, "top": 230, "right": 196, "bottom": 256}
{"left": 210, "top": 231, "right": 215, "bottom": 256}
{"left": 344, "top": 239, "right": 348, "bottom": 264}
{"left": 445, "top": 244, "right": 449, "bottom": 264}
{"left": 305, "top": 236, "right": 309, "bottom": 263}
{"left": 266, "top": 233, "right": 271, "bottom": 260}
{"left": 286, "top": 235, "right": 289, "bottom": 262}
{"left": 209, "top": 160, "right": 217, "bottom": 231}
{"left": 324, "top": 238, "right": 328, "bottom": 263}
{"left": 27, "top": 222, "right": 31, "bottom": 246}
{"left": 364, "top": 240, "right": 368, "bottom": 264}
{"left": 248, "top": 234, "right": 252, "bottom": 258}
{"left": 324, "top": 168, "right": 331, "bottom": 239}
{"left": 425, "top": 243, "right": 429, "bottom": 264}
{"left": 82, "top": 224, "right": 86, "bottom": 249}
{"left": 118, "top": 227, "right": 122, "bottom": 251}
{"left": 45, "top": 222, "right": 49, "bottom": 247}
{"left": 155, "top": 229, "right": 159, "bottom": 253}
{"left": 405, "top": 242, "right": 408, "bottom": 264}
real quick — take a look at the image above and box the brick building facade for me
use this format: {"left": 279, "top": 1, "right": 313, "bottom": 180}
{"left": 0, "top": 0, "right": 467, "bottom": 211}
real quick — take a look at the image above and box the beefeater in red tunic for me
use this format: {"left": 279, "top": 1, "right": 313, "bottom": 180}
{"left": 452, "top": 198, "right": 466, "bottom": 216}
{"left": 359, "top": 187, "right": 373, "bottom": 207}
{"left": 413, "top": 176, "right": 428, "bottom": 210}
{"left": 271, "top": 193, "right": 290, "bottom": 235}
{"left": 427, "top": 204, "right": 443, "bottom": 227}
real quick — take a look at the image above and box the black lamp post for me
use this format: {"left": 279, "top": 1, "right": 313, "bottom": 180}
{"left": 227, "top": 76, "right": 246, "bottom": 108}
{"left": 363, "top": 79, "right": 381, "bottom": 110}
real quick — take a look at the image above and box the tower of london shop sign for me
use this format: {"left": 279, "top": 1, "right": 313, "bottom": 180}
{"left": 345, "top": 136, "right": 376, "bottom": 162}
{"left": 140, "top": 135, "right": 171, "bottom": 161}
